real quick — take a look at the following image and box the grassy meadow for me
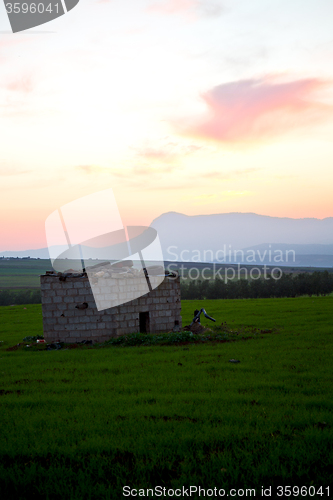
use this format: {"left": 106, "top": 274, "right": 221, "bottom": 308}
{"left": 0, "top": 297, "right": 332, "bottom": 499}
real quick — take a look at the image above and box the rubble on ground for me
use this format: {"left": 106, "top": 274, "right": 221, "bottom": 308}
{"left": 43, "top": 261, "right": 175, "bottom": 281}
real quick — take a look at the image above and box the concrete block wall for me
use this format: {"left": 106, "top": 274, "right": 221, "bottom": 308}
{"left": 40, "top": 272, "right": 181, "bottom": 343}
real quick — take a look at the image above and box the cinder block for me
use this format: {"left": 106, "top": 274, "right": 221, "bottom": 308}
{"left": 41, "top": 277, "right": 54, "bottom": 284}
{"left": 74, "top": 308, "right": 86, "bottom": 317}
{"left": 97, "top": 301, "right": 109, "bottom": 309}
{"left": 54, "top": 324, "right": 65, "bottom": 331}
{"left": 75, "top": 295, "right": 91, "bottom": 304}
{"left": 67, "top": 336, "right": 79, "bottom": 342}
{"left": 44, "top": 318, "right": 57, "bottom": 325}
{"left": 74, "top": 282, "right": 85, "bottom": 289}
{"left": 53, "top": 296, "right": 63, "bottom": 304}
{"left": 64, "top": 296, "right": 74, "bottom": 303}
{"left": 95, "top": 294, "right": 105, "bottom": 301}
{"left": 63, "top": 282, "right": 73, "bottom": 289}
{"left": 41, "top": 283, "right": 51, "bottom": 290}
{"left": 104, "top": 294, "right": 115, "bottom": 302}
{"left": 76, "top": 324, "right": 86, "bottom": 331}
{"left": 51, "top": 282, "right": 63, "bottom": 290}
{"left": 56, "top": 303, "right": 69, "bottom": 312}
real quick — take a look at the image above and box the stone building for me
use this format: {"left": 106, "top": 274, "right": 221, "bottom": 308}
{"left": 40, "top": 270, "right": 181, "bottom": 343}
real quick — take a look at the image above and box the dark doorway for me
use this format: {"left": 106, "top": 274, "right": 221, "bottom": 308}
{"left": 139, "top": 311, "right": 150, "bottom": 333}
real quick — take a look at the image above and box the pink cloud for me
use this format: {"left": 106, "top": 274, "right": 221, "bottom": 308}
{"left": 5, "top": 75, "right": 33, "bottom": 93}
{"left": 178, "top": 77, "right": 332, "bottom": 144}
{"left": 133, "top": 164, "right": 175, "bottom": 175}
{"left": 134, "top": 146, "right": 176, "bottom": 162}
{"left": 147, "top": 0, "right": 224, "bottom": 18}
{"left": 204, "top": 167, "right": 261, "bottom": 179}
{"left": 132, "top": 140, "right": 202, "bottom": 162}
{"left": 0, "top": 37, "right": 33, "bottom": 63}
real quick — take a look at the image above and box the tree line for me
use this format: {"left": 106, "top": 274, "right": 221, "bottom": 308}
{"left": 0, "top": 289, "right": 41, "bottom": 306}
{"left": 180, "top": 271, "right": 333, "bottom": 300}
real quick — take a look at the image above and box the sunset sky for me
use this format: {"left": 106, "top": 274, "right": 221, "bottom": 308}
{"left": 1, "top": 0, "right": 333, "bottom": 250}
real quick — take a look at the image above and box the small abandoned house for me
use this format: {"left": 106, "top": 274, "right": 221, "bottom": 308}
{"left": 40, "top": 265, "right": 182, "bottom": 343}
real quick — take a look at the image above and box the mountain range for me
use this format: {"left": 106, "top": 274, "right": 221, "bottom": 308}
{"left": 150, "top": 212, "right": 333, "bottom": 267}
{"left": 2, "top": 212, "right": 333, "bottom": 267}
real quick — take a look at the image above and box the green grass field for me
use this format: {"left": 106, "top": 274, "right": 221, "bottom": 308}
{"left": 0, "top": 297, "right": 332, "bottom": 499}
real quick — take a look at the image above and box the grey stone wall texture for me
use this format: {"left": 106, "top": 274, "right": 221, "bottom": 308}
{"left": 40, "top": 273, "right": 182, "bottom": 343}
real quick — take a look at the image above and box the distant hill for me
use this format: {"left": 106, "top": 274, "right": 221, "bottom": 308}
{"left": 0, "top": 248, "right": 50, "bottom": 259}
